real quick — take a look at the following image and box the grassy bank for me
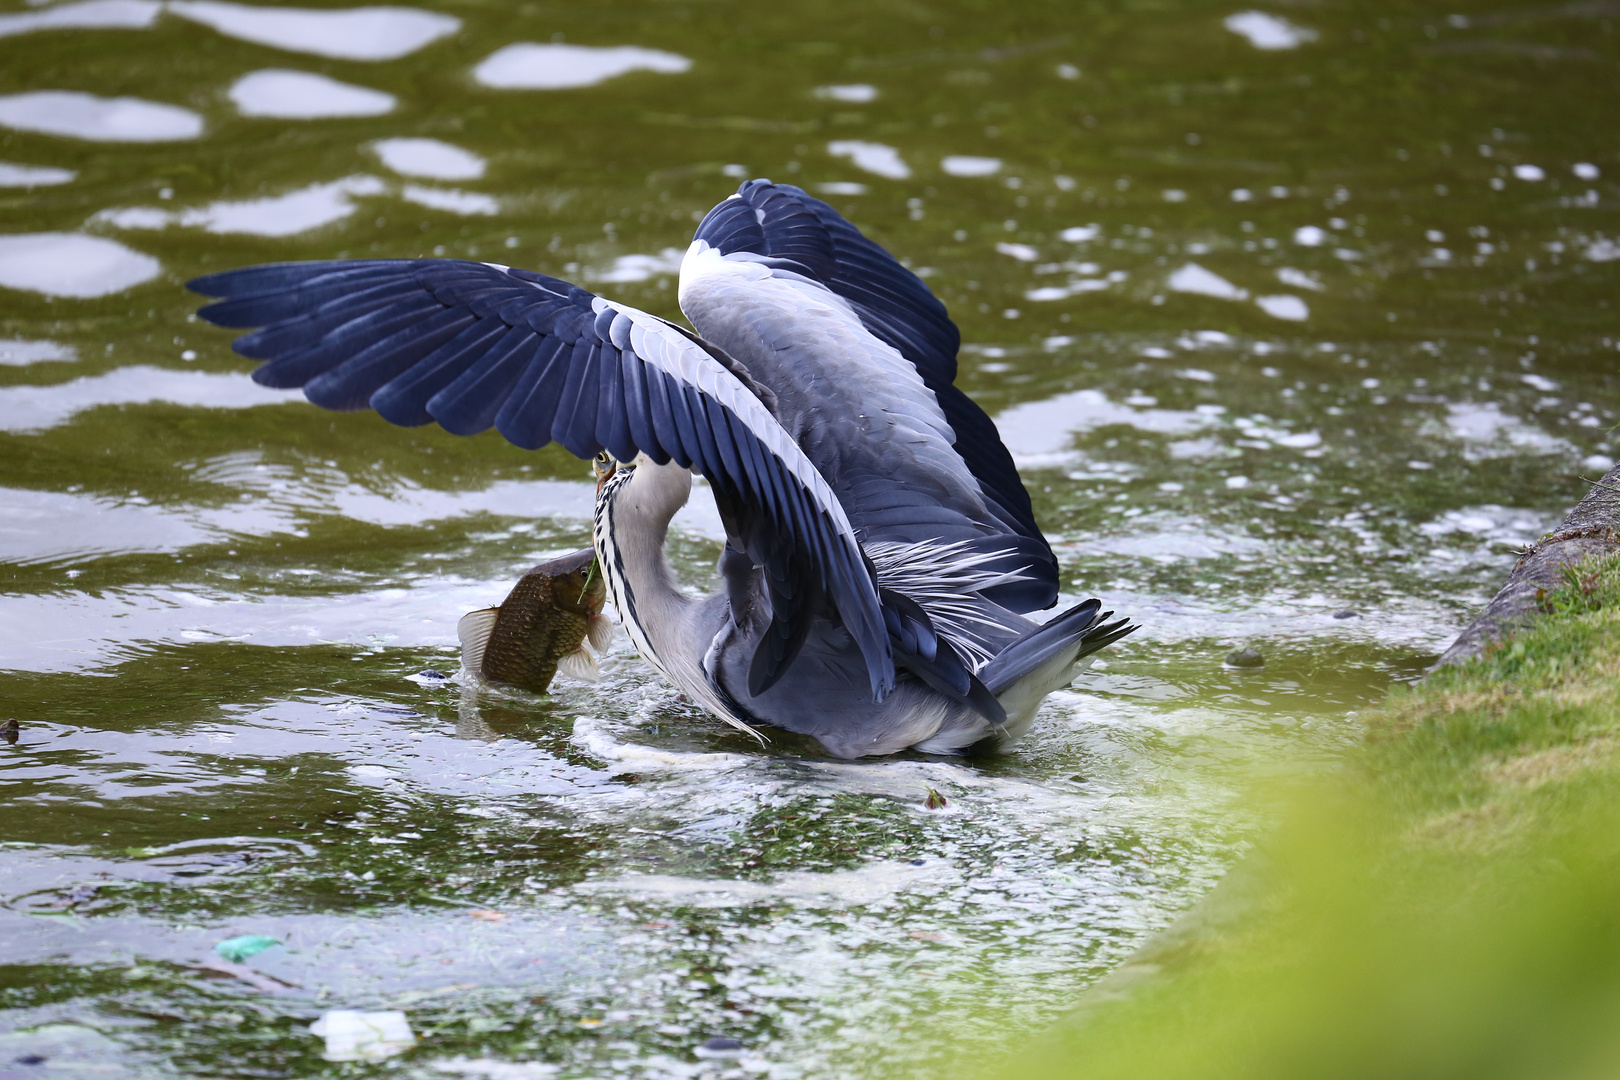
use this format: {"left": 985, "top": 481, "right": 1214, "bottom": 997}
{"left": 988, "top": 557, "right": 1620, "bottom": 1080}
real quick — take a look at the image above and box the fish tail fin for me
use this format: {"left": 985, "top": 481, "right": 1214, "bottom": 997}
{"left": 457, "top": 608, "right": 500, "bottom": 678}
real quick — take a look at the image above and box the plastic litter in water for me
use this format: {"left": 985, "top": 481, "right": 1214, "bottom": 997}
{"left": 310, "top": 1010, "right": 416, "bottom": 1062}
{"left": 213, "top": 934, "right": 279, "bottom": 963}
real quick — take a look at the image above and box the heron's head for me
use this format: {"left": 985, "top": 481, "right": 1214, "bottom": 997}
{"left": 592, "top": 453, "right": 640, "bottom": 515}
{"left": 593, "top": 451, "right": 619, "bottom": 493}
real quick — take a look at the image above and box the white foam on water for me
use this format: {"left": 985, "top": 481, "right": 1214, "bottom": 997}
{"left": 996, "top": 241, "right": 1038, "bottom": 262}
{"left": 228, "top": 68, "right": 396, "bottom": 118}
{"left": 816, "top": 181, "right": 867, "bottom": 196}
{"left": 1168, "top": 262, "right": 1249, "bottom": 301}
{"left": 941, "top": 155, "right": 1001, "bottom": 177}
{"left": 1293, "top": 224, "right": 1326, "bottom": 246}
{"left": 372, "top": 137, "right": 485, "bottom": 180}
{"left": 575, "top": 860, "right": 959, "bottom": 908}
{"left": 0, "top": 0, "right": 161, "bottom": 39}
{"left": 826, "top": 140, "right": 910, "bottom": 180}
{"left": 571, "top": 716, "right": 750, "bottom": 773}
{"left": 0, "top": 232, "right": 160, "bottom": 297}
{"left": 0, "top": 90, "right": 202, "bottom": 141}
{"left": 813, "top": 83, "right": 877, "bottom": 103}
{"left": 0, "top": 338, "right": 76, "bottom": 365}
{"left": 1224, "top": 11, "right": 1318, "bottom": 49}
{"left": 473, "top": 43, "right": 691, "bottom": 89}
{"left": 167, "top": 1, "right": 460, "bottom": 61}
{"left": 0, "top": 161, "right": 76, "bottom": 187}
{"left": 401, "top": 184, "right": 499, "bottom": 216}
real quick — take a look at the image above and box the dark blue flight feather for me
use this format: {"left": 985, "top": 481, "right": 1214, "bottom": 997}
{"left": 189, "top": 257, "right": 895, "bottom": 703}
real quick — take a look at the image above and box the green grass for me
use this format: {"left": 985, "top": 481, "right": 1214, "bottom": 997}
{"left": 983, "top": 556, "right": 1620, "bottom": 1080}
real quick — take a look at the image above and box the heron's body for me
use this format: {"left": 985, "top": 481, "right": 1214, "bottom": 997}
{"left": 191, "top": 179, "right": 1136, "bottom": 758}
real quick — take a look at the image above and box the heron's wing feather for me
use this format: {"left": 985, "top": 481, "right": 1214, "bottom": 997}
{"left": 189, "top": 258, "right": 894, "bottom": 700}
{"left": 693, "top": 180, "right": 1057, "bottom": 610}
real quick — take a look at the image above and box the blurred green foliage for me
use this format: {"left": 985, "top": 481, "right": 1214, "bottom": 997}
{"left": 987, "top": 555, "right": 1620, "bottom": 1080}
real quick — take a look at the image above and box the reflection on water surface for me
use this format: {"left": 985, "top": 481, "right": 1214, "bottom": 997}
{"left": 227, "top": 69, "right": 397, "bottom": 120}
{"left": 1, "top": 0, "right": 1617, "bottom": 1075}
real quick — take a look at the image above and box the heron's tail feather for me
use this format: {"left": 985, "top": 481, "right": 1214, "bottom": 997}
{"left": 880, "top": 587, "right": 1007, "bottom": 726}
{"left": 979, "top": 599, "right": 1137, "bottom": 705}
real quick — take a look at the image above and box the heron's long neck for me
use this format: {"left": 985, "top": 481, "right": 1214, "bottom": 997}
{"left": 594, "top": 461, "right": 695, "bottom": 687}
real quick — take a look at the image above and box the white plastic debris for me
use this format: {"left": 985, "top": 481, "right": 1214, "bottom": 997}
{"left": 310, "top": 1010, "right": 416, "bottom": 1062}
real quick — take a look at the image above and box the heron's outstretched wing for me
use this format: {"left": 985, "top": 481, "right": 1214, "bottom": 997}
{"left": 188, "top": 258, "right": 893, "bottom": 700}
{"left": 693, "top": 180, "right": 1058, "bottom": 611}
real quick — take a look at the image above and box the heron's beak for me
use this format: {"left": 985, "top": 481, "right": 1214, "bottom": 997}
{"left": 593, "top": 454, "right": 616, "bottom": 493}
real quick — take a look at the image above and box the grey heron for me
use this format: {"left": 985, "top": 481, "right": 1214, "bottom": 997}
{"left": 190, "top": 179, "right": 1135, "bottom": 758}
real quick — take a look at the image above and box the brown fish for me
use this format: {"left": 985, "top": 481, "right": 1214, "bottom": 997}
{"left": 457, "top": 547, "right": 613, "bottom": 692}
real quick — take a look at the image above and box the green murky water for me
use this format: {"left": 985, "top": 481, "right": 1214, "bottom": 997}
{"left": 1, "top": 0, "right": 1616, "bottom": 1075}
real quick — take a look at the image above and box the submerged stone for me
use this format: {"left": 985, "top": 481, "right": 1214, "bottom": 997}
{"left": 696, "top": 1036, "right": 743, "bottom": 1058}
{"left": 1226, "top": 647, "right": 1265, "bottom": 668}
